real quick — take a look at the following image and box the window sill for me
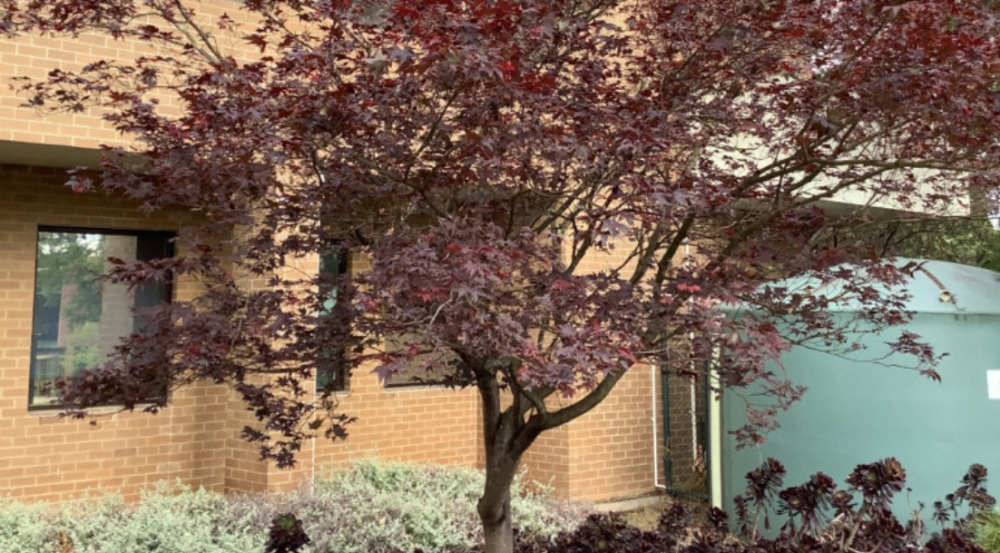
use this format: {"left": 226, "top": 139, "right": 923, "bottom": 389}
{"left": 383, "top": 384, "right": 452, "bottom": 392}
{"left": 315, "top": 389, "right": 351, "bottom": 400}
{"left": 26, "top": 403, "right": 158, "bottom": 418}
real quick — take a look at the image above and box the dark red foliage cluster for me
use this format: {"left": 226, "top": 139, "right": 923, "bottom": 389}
{"left": 484, "top": 460, "right": 994, "bottom": 553}
{"left": 5, "top": 1, "right": 1000, "bottom": 550}
{"left": 2, "top": 0, "right": 996, "bottom": 465}
{"left": 265, "top": 513, "right": 311, "bottom": 553}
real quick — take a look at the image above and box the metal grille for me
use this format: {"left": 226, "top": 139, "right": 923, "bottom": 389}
{"left": 661, "top": 365, "right": 710, "bottom": 501}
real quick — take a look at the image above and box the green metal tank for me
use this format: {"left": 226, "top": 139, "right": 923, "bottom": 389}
{"left": 720, "top": 259, "right": 1000, "bottom": 524}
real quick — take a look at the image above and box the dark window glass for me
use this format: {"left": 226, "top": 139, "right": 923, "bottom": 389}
{"left": 316, "top": 247, "right": 349, "bottom": 392}
{"left": 29, "top": 228, "right": 173, "bottom": 408}
{"left": 383, "top": 334, "right": 457, "bottom": 389}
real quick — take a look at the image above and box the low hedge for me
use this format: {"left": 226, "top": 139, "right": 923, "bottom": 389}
{"left": 0, "top": 459, "right": 583, "bottom": 553}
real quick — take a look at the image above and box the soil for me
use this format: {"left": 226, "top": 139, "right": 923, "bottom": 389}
{"left": 620, "top": 494, "right": 710, "bottom": 531}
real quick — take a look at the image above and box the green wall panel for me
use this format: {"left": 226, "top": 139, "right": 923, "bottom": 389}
{"left": 721, "top": 261, "right": 1000, "bottom": 527}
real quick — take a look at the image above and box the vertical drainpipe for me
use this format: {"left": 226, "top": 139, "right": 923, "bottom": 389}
{"left": 661, "top": 363, "right": 672, "bottom": 488}
{"left": 652, "top": 365, "right": 666, "bottom": 489}
{"left": 310, "top": 385, "right": 318, "bottom": 493}
{"left": 708, "top": 355, "right": 723, "bottom": 509}
{"left": 690, "top": 377, "right": 697, "bottom": 474}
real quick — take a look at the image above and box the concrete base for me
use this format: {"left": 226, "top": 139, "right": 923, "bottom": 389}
{"left": 592, "top": 493, "right": 665, "bottom": 513}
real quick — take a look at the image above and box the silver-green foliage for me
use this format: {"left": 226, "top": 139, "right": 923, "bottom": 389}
{"left": 63, "top": 485, "right": 265, "bottom": 553}
{"left": 0, "top": 460, "right": 583, "bottom": 553}
{"left": 0, "top": 499, "right": 56, "bottom": 553}
{"left": 259, "top": 459, "right": 583, "bottom": 553}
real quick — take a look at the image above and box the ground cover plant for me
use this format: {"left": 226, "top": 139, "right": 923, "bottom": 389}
{"left": 971, "top": 510, "right": 1000, "bottom": 553}
{"left": 6, "top": 0, "right": 1000, "bottom": 551}
{"left": 0, "top": 460, "right": 582, "bottom": 553}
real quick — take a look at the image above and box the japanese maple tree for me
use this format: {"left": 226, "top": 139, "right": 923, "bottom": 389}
{"left": 4, "top": 0, "right": 1000, "bottom": 551}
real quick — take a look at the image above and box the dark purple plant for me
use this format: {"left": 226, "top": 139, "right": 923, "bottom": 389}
{"left": 731, "top": 460, "right": 993, "bottom": 553}
{"left": 935, "top": 464, "right": 996, "bottom": 526}
{"left": 498, "top": 460, "right": 993, "bottom": 553}
{"left": 734, "top": 457, "right": 785, "bottom": 537}
{"left": 777, "top": 473, "right": 836, "bottom": 535}
{"left": 265, "top": 513, "right": 310, "bottom": 553}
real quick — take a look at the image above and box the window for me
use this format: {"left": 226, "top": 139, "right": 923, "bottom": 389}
{"left": 383, "top": 334, "right": 460, "bottom": 389}
{"left": 316, "top": 246, "right": 349, "bottom": 392}
{"left": 382, "top": 347, "right": 459, "bottom": 388}
{"left": 29, "top": 228, "right": 173, "bottom": 408}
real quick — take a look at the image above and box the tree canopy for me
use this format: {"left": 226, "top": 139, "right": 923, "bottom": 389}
{"left": 4, "top": 1, "right": 1000, "bottom": 551}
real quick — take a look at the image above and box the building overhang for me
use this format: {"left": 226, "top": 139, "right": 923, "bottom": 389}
{"left": 0, "top": 140, "right": 104, "bottom": 169}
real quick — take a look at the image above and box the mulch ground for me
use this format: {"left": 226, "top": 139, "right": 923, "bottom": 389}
{"left": 621, "top": 494, "right": 710, "bottom": 531}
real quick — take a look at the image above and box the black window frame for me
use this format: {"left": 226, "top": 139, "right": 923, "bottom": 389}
{"left": 28, "top": 226, "right": 175, "bottom": 411}
{"left": 316, "top": 245, "right": 350, "bottom": 393}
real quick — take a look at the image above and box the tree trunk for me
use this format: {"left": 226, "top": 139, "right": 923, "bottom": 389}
{"left": 476, "top": 372, "right": 523, "bottom": 553}
{"left": 479, "top": 489, "right": 515, "bottom": 553}
{"left": 471, "top": 361, "right": 623, "bottom": 553}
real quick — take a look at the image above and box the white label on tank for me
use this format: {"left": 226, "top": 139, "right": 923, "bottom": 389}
{"left": 988, "top": 370, "right": 1000, "bottom": 400}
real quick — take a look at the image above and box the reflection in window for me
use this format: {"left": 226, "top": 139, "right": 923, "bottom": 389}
{"left": 29, "top": 229, "right": 172, "bottom": 408}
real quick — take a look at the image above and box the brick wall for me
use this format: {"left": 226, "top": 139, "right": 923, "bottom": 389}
{"left": 309, "top": 380, "right": 481, "bottom": 483}
{"left": 301, "top": 255, "right": 482, "bottom": 488}
{"left": 0, "top": 163, "right": 484, "bottom": 501}
{"left": 513, "top": 367, "right": 662, "bottom": 503}
{"left": 520, "top": 425, "right": 572, "bottom": 498}
{"left": 565, "top": 365, "right": 660, "bottom": 501}
{"left": 540, "top": 236, "right": 673, "bottom": 501}
{"left": 0, "top": 0, "right": 670, "bottom": 505}
{"left": 0, "top": 186, "right": 672, "bottom": 500}
{"left": 0, "top": 0, "right": 257, "bottom": 152}
{"left": 0, "top": 164, "right": 229, "bottom": 503}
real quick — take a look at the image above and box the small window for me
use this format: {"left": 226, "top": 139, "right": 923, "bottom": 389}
{"left": 316, "top": 246, "right": 349, "bottom": 392}
{"left": 29, "top": 228, "right": 173, "bottom": 409}
{"left": 383, "top": 334, "right": 459, "bottom": 389}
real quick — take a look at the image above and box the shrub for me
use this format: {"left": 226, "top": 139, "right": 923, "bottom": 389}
{"left": 0, "top": 499, "right": 57, "bottom": 553}
{"left": 274, "top": 458, "right": 583, "bottom": 553}
{"left": 0, "top": 460, "right": 581, "bottom": 553}
{"left": 59, "top": 484, "right": 265, "bottom": 553}
{"left": 500, "top": 459, "right": 995, "bottom": 553}
{"left": 971, "top": 511, "right": 1000, "bottom": 553}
